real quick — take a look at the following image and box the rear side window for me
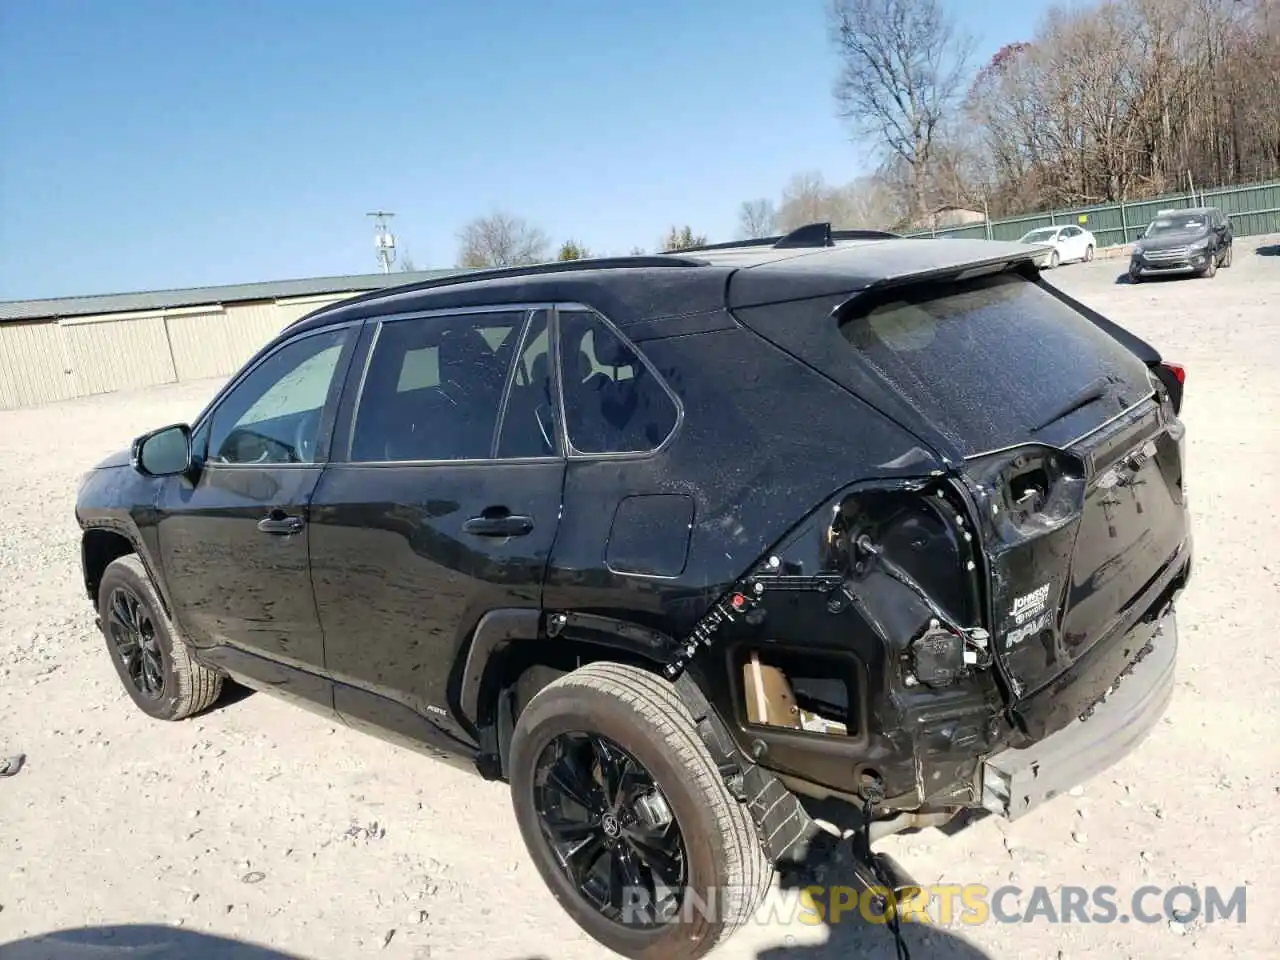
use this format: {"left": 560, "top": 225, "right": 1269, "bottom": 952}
{"left": 836, "top": 273, "right": 1151, "bottom": 454}
{"left": 558, "top": 309, "right": 678, "bottom": 455}
{"left": 350, "top": 310, "right": 524, "bottom": 462}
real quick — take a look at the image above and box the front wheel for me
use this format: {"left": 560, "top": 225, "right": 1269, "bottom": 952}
{"left": 1048, "top": 249, "right": 1060, "bottom": 268}
{"left": 1201, "top": 253, "right": 1218, "bottom": 278}
{"left": 1085, "top": 244, "right": 1095, "bottom": 262}
{"left": 508, "top": 662, "right": 772, "bottom": 960}
{"left": 98, "top": 555, "right": 223, "bottom": 721}
{"left": 1222, "top": 244, "right": 1233, "bottom": 267}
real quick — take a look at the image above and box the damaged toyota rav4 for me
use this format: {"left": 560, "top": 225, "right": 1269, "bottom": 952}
{"left": 76, "top": 223, "right": 1192, "bottom": 959}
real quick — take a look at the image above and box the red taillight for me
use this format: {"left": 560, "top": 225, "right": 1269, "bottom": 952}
{"left": 1162, "top": 362, "right": 1186, "bottom": 385}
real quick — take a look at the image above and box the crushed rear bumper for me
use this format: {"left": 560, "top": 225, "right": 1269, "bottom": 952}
{"left": 980, "top": 611, "right": 1177, "bottom": 820}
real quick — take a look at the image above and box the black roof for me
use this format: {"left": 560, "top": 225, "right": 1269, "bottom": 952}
{"left": 289, "top": 233, "right": 1040, "bottom": 337}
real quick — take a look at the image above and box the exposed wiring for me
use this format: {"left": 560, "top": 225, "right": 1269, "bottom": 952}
{"left": 859, "top": 791, "right": 911, "bottom": 960}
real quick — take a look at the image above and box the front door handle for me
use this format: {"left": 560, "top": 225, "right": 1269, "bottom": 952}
{"left": 258, "top": 513, "right": 305, "bottom": 535}
{"left": 463, "top": 512, "right": 534, "bottom": 538}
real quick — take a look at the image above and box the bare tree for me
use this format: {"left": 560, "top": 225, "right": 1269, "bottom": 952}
{"left": 959, "top": 0, "right": 1280, "bottom": 216}
{"left": 776, "top": 172, "right": 851, "bottom": 230}
{"left": 737, "top": 199, "right": 777, "bottom": 238}
{"left": 456, "top": 213, "right": 550, "bottom": 268}
{"left": 828, "top": 0, "right": 975, "bottom": 219}
{"left": 845, "top": 172, "right": 908, "bottom": 228}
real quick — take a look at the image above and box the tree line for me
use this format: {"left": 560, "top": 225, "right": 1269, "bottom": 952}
{"left": 432, "top": 0, "right": 1279, "bottom": 269}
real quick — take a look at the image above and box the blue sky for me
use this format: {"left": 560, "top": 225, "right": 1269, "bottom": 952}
{"left": 0, "top": 0, "right": 1042, "bottom": 301}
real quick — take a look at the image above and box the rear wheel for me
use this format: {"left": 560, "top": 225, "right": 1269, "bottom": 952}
{"left": 98, "top": 555, "right": 223, "bottom": 721}
{"left": 508, "top": 662, "right": 772, "bottom": 960}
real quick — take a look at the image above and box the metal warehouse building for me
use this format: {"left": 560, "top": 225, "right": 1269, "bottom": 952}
{"left": 0, "top": 269, "right": 465, "bottom": 410}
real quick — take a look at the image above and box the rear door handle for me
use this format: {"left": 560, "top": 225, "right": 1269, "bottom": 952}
{"left": 463, "top": 514, "right": 534, "bottom": 538}
{"left": 258, "top": 514, "right": 306, "bottom": 535}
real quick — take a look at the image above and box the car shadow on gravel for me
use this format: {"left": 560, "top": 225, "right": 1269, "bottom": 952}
{"left": 764, "top": 832, "right": 995, "bottom": 960}
{"left": 0, "top": 925, "right": 307, "bottom": 958}
{"left": 1257, "top": 243, "right": 1280, "bottom": 256}
{"left": 204, "top": 678, "right": 256, "bottom": 714}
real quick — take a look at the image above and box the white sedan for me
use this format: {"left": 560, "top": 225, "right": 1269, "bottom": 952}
{"left": 1017, "top": 225, "right": 1097, "bottom": 268}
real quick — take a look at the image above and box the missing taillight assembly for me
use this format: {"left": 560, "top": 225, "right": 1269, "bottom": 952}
{"left": 1155, "top": 361, "right": 1185, "bottom": 414}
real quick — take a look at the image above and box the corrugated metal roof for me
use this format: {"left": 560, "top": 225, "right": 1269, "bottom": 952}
{"left": 0, "top": 269, "right": 473, "bottom": 322}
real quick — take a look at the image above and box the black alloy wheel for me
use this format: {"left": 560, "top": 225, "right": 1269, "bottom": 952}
{"left": 106, "top": 586, "right": 165, "bottom": 700}
{"left": 533, "top": 731, "right": 688, "bottom": 927}
{"left": 96, "top": 554, "right": 223, "bottom": 720}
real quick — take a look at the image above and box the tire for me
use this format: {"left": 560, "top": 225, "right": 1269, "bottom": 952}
{"left": 509, "top": 662, "right": 772, "bottom": 960}
{"left": 1048, "top": 250, "right": 1060, "bottom": 268}
{"left": 98, "top": 555, "right": 223, "bottom": 721}
{"left": 1085, "top": 244, "right": 1095, "bottom": 262}
{"left": 1222, "top": 244, "right": 1233, "bottom": 267}
{"left": 1201, "top": 253, "right": 1217, "bottom": 278}
{"left": 1128, "top": 263, "right": 1142, "bottom": 283}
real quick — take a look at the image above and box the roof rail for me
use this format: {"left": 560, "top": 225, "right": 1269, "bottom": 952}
{"left": 289, "top": 253, "right": 708, "bottom": 325}
{"left": 669, "top": 222, "right": 901, "bottom": 254}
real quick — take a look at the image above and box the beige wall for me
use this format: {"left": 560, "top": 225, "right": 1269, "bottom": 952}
{"left": 0, "top": 290, "right": 362, "bottom": 410}
{"left": 0, "top": 320, "right": 77, "bottom": 409}
{"left": 60, "top": 313, "right": 178, "bottom": 396}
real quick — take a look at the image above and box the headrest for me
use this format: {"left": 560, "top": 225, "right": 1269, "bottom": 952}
{"left": 592, "top": 331, "right": 635, "bottom": 369}
{"left": 529, "top": 351, "right": 549, "bottom": 384}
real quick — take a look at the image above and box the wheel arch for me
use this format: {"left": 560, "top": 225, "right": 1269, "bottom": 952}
{"left": 82, "top": 526, "right": 140, "bottom": 603}
{"left": 455, "top": 608, "right": 692, "bottom": 775}
{"left": 81, "top": 524, "right": 175, "bottom": 620}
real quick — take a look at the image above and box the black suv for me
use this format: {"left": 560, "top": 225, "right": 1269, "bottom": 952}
{"left": 1129, "top": 205, "right": 1233, "bottom": 281}
{"left": 77, "top": 224, "right": 1193, "bottom": 959}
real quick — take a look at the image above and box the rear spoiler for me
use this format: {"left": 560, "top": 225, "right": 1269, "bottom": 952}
{"left": 830, "top": 253, "right": 1044, "bottom": 323}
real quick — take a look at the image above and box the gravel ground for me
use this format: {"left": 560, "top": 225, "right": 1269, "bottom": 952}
{"left": 2, "top": 238, "right": 1278, "bottom": 960}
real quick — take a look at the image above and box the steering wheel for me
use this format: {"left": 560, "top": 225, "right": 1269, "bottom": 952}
{"left": 292, "top": 409, "right": 322, "bottom": 463}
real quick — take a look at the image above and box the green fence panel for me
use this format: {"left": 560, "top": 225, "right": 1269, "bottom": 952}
{"left": 903, "top": 178, "right": 1280, "bottom": 247}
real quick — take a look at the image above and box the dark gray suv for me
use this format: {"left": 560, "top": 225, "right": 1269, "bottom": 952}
{"left": 1129, "top": 206, "right": 1233, "bottom": 281}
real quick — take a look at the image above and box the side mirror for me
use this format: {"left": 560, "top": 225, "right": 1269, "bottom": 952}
{"left": 132, "top": 423, "right": 193, "bottom": 478}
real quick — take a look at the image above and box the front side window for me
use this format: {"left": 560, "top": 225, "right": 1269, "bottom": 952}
{"left": 350, "top": 310, "right": 525, "bottom": 462}
{"left": 558, "top": 308, "right": 678, "bottom": 455}
{"left": 204, "top": 328, "right": 349, "bottom": 465}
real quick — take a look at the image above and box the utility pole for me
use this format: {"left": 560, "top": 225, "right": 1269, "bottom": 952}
{"left": 367, "top": 211, "right": 397, "bottom": 273}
